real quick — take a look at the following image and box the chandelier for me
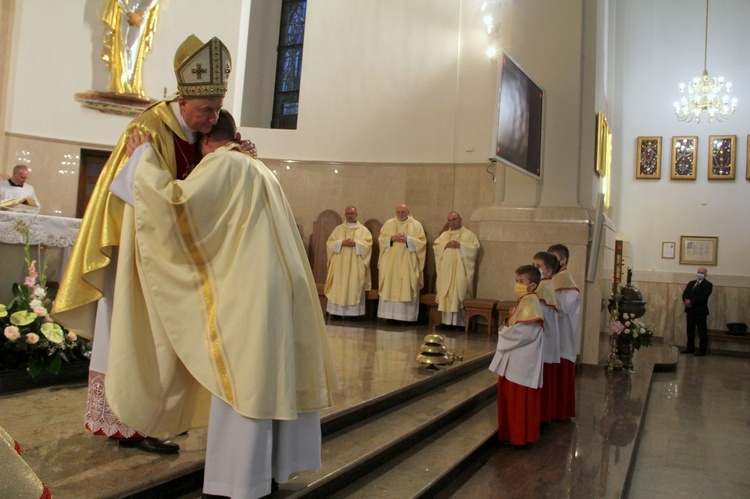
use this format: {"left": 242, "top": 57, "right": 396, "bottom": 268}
{"left": 673, "top": 0, "right": 737, "bottom": 123}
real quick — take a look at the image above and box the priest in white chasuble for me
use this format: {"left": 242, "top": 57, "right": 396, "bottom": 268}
{"left": 106, "top": 110, "right": 338, "bottom": 498}
{"left": 324, "top": 206, "right": 373, "bottom": 318}
{"left": 433, "top": 211, "right": 480, "bottom": 327}
{"left": 377, "top": 203, "right": 427, "bottom": 323}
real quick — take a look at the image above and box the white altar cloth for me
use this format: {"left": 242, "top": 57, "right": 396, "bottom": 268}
{"left": 0, "top": 211, "right": 81, "bottom": 247}
{"left": 0, "top": 211, "right": 81, "bottom": 304}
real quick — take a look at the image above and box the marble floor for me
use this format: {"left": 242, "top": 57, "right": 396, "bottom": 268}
{"left": 628, "top": 354, "right": 750, "bottom": 498}
{"left": 1, "top": 320, "right": 748, "bottom": 498}
{"left": 444, "top": 350, "right": 750, "bottom": 499}
{"left": 0, "top": 322, "right": 496, "bottom": 498}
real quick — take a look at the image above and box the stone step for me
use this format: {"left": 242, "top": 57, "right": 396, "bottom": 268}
{"left": 329, "top": 400, "right": 497, "bottom": 498}
{"left": 278, "top": 363, "right": 498, "bottom": 498}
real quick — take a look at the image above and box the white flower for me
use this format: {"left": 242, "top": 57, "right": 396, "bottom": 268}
{"left": 625, "top": 321, "right": 631, "bottom": 327}
{"left": 640, "top": 327, "right": 646, "bottom": 334}
{"left": 30, "top": 299, "right": 43, "bottom": 308}
{"left": 33, "top": 287, "right": 46, "bottom": 298}
{"left": 66, "top": 331, "right": 78, "bottom": 341}
{"left": 623, "top": 313, "right": 630, "bottom": 319}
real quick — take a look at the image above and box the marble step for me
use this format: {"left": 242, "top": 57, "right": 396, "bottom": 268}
{"left": 278, "top": 365, "right": 498, "bottom": 498}
{"left": 330, "top": 401, "right": 497, "bottom": 498}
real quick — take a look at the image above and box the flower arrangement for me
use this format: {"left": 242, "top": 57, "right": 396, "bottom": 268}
{"left": 608, "top": 312, "right": 655, "bottom": 351}
{"left": 0, "top": 231, "right": 90, "bottom": 377}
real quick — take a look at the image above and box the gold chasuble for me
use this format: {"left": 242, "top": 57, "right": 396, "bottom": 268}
{"left": 377, "top": 216, "right": 427, "bottom": 302}
{"left": 52, "top": 99, "right": 184, "bottom": 338}
{"left": 104, "top": 144, "right": 337, "bottom": 437}
{"left": 324, "top": 223, "right": 373, "bottom": 306}
{"left": 508, "top": 293, "right": 544, "bottom": 327}
{"left": 433, "top": 227, "right": 480, "bottom": 313}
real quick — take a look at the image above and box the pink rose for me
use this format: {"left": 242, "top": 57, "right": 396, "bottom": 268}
{"left": 24, "top": 276, "right": 36, "bottom": 287}
{"left": 25, "top": 333, "right": 40, "bottom": 344}
{"left": 66, "top": 331, "right": 78, "bottom": 341}
{"left": 33, "top": 306, "right": 48, "bottom": 317}
{"left": 4, "top": 326, "right": 20, "bottom": 341}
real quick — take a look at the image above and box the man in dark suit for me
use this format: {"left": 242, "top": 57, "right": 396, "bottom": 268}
{"left": 681, "top": 267, "right": 713, "bottom": 356}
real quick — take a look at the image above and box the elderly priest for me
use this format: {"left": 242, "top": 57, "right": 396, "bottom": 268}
{"left": 433, "top": 211, "right": 480, "bottom": 328}
{"left": 324, "top": 206, "right": 373, "bottom": 319}
{"left": 377, "top": 203, "right": 427, "bottom": 323}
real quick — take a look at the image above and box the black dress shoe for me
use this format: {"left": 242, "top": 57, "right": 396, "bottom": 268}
{"left": 119, "top": 437, "right": 180, "bottom": 454}
{"left": 680, "top": 349, "right": 695, "bottom": 354}
{"left": 694, "top": 351, "right": 706, "bottom": 357}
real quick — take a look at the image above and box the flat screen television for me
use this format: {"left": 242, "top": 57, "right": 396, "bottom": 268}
{"left": 494, "top": 53, "right": 544, "bottom": 179}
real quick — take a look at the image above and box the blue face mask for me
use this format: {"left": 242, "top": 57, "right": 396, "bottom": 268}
{"left": 697, "top": 273, "right": 705, "bottom": 281}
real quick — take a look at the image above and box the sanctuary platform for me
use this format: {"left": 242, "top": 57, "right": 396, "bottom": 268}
{"left": 0, "top": 321, "right": 681, "bottom": 498}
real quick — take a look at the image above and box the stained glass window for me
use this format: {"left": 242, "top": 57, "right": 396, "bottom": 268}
{"left": 272, "top": 0, "right": 306, "bottom": 129}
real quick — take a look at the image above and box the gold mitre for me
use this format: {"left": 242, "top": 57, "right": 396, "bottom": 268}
{"left": 174, "top": 35, "right": 232, "bottom": 97}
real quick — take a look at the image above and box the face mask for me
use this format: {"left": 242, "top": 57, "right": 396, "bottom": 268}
{"left": 514, "top": 282, "right": 529, "bottom": 298}
{"left": 697, "top": 273, "right": 705, "bottom": 281}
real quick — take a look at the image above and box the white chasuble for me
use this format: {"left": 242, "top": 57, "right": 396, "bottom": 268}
{"left": 105, "top": 144, "right": 338, "bottom": 437}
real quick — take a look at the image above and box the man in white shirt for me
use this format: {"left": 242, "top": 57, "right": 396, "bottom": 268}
{"left": 0, "top": 165, "right": 40, "bottom": 210}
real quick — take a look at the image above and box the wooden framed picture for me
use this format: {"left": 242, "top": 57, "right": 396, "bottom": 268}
{"left": 679, "top": 236, "right": 718, "bottom": 266}
{"left": 708, "top": 135, "right": 736, "bottom": 180}
{"left": 636, "top": 136, "right": 661, "bottom": 179}
{"left": 595, "top": 112, "right": 611, "bottom": 177}
{"left": 671, "top": 136, "right": 697, "bottom": 180}
{"left": 661, "top": 241, "right": 675, "bottom": 259}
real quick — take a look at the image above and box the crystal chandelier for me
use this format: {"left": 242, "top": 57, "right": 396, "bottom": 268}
{"left": 673, "top": 0, "right": 737, "bottom": 123}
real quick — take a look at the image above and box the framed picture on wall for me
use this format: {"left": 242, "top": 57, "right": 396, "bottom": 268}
{"left": 679, "top": 236, "right": 718, "bottom": 266}
{"left": 671, "top": 136, "right": 697, "bottom": 180}
{"left": 747, "top": 135, "right": 750, "bottom": 180}
{"left": 661, "top": 241, "right": 675, "bottom": 259}
{"left": 708, "top": 135, "right": 736, "bottom": 180}
{"left": 635, "top": 136, "right": 661, "bottom": 179}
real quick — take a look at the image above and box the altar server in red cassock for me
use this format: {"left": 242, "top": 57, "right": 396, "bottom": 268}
{"left": 533, "top": 251, "right": 561, "bottom": 424}
{"left": 489, "top": 265, "right": 545, "bottom": 446}
{"left": 548, "top": 244, "right": 580, "bottom": 420}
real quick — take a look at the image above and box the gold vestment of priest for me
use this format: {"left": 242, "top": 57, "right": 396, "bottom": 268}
{"left": 324, "top": 223, "right": 373, "bottom": 307}
{"left": 104, "top": 144, "right": 338, "bottom": 437}
{"left": 377, "top": 216, "right": 427, "bottom": 302}
{"left": 52, "top": 99, "right": 183, "bottom": 337}
{"left": 433, "top": 227, "right": 480, "bottom": 313}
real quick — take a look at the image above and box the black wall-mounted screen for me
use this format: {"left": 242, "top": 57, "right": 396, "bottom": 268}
{"left": 494, "top": 53, "right": 544, "bottom": 179}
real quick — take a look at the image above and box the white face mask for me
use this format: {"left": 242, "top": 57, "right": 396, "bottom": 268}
{"left": 697, "top": 273, "right": 705, "bottom": 281}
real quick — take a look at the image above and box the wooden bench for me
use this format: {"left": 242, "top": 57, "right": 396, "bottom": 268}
{"left": 464, "top": 298, "right": 499, "bottom": 334}
{"left": 419, "top": 293, "right": 441, "bottom": 327}
{"left": 497, "top": 300, "right": 516, "bottom": 327}
{"left": 707, "top": 329, "right": 750, "bottom": 357}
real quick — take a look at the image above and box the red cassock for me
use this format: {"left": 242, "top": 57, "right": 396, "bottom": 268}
{"left": 489, "top": 294, "right": 545, "bottom": 446}
{"left": 497, "top": 375, "right": 542, "bottom": 445}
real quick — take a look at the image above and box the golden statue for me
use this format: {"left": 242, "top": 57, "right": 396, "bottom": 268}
{"left": 102, "top": 0, "right": 160, "bottom": 99}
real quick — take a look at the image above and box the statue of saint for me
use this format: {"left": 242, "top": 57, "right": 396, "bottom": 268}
{"left": 102, "top": 0, "right": 160, "bottom": 98}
